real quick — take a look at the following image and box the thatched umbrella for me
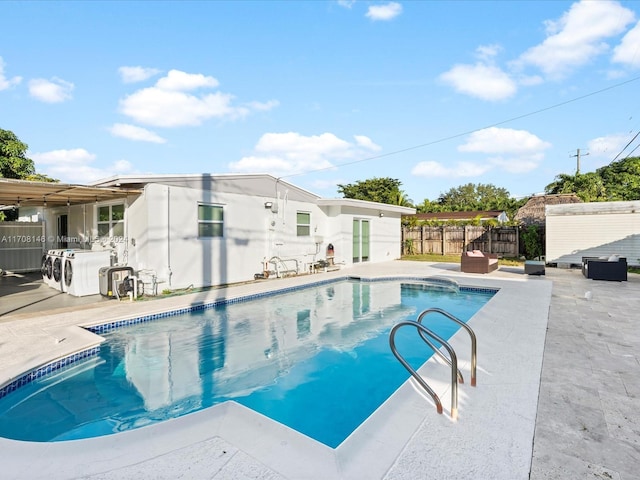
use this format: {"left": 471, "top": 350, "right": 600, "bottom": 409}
{"left": 514, "top": 194, "right": 582, "bottom": 226}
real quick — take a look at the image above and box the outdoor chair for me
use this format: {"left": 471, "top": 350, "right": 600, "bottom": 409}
{"left": 461, "top": 250, "right": 499, "bottom": 274}
{"left": 582, "top": 256, "right": 627, "bottom": 282}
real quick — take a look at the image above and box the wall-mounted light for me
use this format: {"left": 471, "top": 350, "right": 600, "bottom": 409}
{"left": 43, "top": 196, "right": 47, "bottom": 207}
{"left": 264, "top": 201, "right": 273, "bottom": 209}
{"left": 95, "top": 196, "right": 98, "bottom": 204}
{"left": 67, "top": 198, "right": 70, "bottom": 207}
{"left": 379, "top": 212, "right": 384, "bottom": 217}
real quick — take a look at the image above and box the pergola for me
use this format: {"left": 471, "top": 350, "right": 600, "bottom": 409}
{"left": 0, "top": 178, "right": 141, "bottom": 209}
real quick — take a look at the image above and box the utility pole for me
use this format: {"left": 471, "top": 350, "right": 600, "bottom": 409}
{"left": 570, "top": 148, "right": 589, "bottom": 174}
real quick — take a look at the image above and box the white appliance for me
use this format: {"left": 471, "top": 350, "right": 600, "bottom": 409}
{"left": 44, "top": 249, "right": 68, "bottom": 291}
{"left": 40, "top": 253, "right": 49, "bottom": 285}
{"left": 64, "top": 250, "right": 112, "bottom": 297}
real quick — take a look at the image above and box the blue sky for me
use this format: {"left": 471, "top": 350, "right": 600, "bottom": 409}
{"left": 1, "top": 0, "right": 640, "bottom": 203}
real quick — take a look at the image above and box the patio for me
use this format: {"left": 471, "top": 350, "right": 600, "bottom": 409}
{"left": 0, "top": 262, "right": 638, "bottom": 479}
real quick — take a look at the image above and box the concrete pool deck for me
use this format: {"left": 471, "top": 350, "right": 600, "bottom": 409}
{"left": 0, "top": 261, "right": 638, "bottom": 479}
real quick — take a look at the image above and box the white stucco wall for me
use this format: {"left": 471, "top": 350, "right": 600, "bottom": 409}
{"left": 133, "top": 183, "right": 332, "bottom": 289}
{"left": 124, "top": 184, "right": 411, "bottom": 289}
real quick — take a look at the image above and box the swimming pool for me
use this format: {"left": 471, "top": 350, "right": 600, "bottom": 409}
{"left": 0, "top": 278, "right": 494, "bottom": 447}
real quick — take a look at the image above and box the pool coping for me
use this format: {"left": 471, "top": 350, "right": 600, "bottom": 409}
{"left": 0, "top": 263, "right": 552, "bottom": 480}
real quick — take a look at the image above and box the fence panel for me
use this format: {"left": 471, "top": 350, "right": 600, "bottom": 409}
{"left": 0, "top": 222, "right": 45, "bottom": 272}
{"left": 444, "top": 227, "right": 465, "bottom": 254}
{"left": 402, "top": 225, "right": 522, "bottom": 257}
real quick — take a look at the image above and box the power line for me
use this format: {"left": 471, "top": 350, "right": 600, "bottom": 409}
{"left": 623, "top": 141, "right": 640, "bottom": 159}
{"left": 278, "top": 74, "right": 640, "bottom": 181}
{"left": 610, "top": 129, "right": 640, "bottom": 163}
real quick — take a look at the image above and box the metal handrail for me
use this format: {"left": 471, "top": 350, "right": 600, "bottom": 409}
{"left": 416, "top": 333, "right": 464, "bottom": 384}
{"left": 389, "top": 320, "right": 458, "bottom": 419}
{"left": 417, "top": 308, "right": 477, "bottom": 387}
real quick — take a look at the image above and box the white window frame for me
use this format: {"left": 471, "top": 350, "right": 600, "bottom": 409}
{"left": 198, "top": 203, "right": 224, "bottom": 238}
{"left": 96, "top": 202, "right": 125, "bottom": 239}
{"left": 296, "top": 211, "right": 311, "bottom": 237}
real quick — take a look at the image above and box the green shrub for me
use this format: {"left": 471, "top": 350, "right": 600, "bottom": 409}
{"left": 521, "top": 225, "right": 543, "bottom": 260}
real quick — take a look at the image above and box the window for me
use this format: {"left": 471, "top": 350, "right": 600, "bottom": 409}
{"left": 97, "top": 203, "right": 124, "bottom": 238}
{"left": 198, "top": 204, "right": 224, "bottom": 237}
{"left": 297, "top": 212, "right": 310, "bottom": 236}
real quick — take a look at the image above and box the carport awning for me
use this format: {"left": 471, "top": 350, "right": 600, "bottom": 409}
{"left": 0, "top": 178, "right": 141, "bottom": 208}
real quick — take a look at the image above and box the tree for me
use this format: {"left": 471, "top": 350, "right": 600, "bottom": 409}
{"left": 1, "top": 128, "right": 35, "bottom": 179}
{"left": 596, "top": 156, "right": 640, "bottom": 201}
{"left": 545, "top": 172, "right": 607, "bottom": 202}
{"left": 437, "top": 183, "right": 512, "bottom": 211}
{"left": 415, "top": 198, "right": 445, "bottom": 213}
{"left": 338, "top": 177, "right": 411, "bottom": 206}
{"left": 0, "top": 129, "right": 56, "bottom": 182}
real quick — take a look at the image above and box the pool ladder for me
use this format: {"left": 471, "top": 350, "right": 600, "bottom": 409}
{"left": 389, "top": 308, "right": 477, "bottom": 420}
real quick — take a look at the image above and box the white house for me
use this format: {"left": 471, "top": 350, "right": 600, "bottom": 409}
{"left": 546, "top": 200, "right": 640, "bottom": 267}
{"left": 4, "top": 174, "right": 415, "bottom": 290}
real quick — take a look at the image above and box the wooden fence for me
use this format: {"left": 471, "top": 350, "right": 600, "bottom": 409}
{"left": 402, "top": 225, "right": 526, "bottom": 257}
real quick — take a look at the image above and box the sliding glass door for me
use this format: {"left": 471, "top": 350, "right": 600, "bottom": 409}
{"left": 352, "top": 219, "right": 370, "bottom": 263}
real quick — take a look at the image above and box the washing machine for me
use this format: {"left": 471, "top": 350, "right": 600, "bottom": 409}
{"left": 40, "top": 253, "right": 49, "bottom": 284}
{"left": 64, "top": 250, "right": 112, "bottom": 297}
{"left": 44, "top": 249, "right": 67, "bottom": 290}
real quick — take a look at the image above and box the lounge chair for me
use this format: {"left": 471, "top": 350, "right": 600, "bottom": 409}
{"left": 582, "top": 256, "right": 627, "bottom": 281}
{"left": 461, "top": 250, "right": 499, "bottom": 274}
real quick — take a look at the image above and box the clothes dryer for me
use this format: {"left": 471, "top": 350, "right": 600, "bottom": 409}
{"left": 40, "top": 253, "right": 49, "bottom": 284}
{"left": 44, "top": 249, "right": 67, "bottom": 290}
{"left": 65, "top": 250, "right": 112, "bottom": 297}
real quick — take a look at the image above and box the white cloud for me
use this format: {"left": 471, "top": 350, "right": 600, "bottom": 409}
{"left": 108, "top": 123, "right": 167, "bottom": 143}
{"left": 155, "top": 69, "right": 219, "bottom": 91}
{"left": 120, "top": 88, "right": 238, "bottom": 127}
{"left": 517, "top": 0, "right": 635, "bottom": 78}
{"left": 439, "top": 63, "right": 517, "bottom": 101}
{"left": 456, "top": 127, "right": 551, "bottom": 174}
{"left": 31, "top": 148, "right": 135, "bottom": 183}
{"left": 459, "top": 127, "right": 551, "bottom": 155}
{"left": 229, "top": 132, "right": 381, "bottom": 176}
{"left": 476, "top": 44, "right": 502, "bottom": 62}
{"left": 612, "top": 21, "right": 640, "bottom": 68}
{"left": 354, "top": 135, "right": 381, "bottom": 151}
{"left": 587, "top": 133, "right": 629, "bottom": 157}
{"left": 118, "top": 66, "right": 161, "bottom": 83}
{"left": 366, "top": 2, "right": 402, "bottom": 21}
{"left": 246, "top": 99, "right": 280, "bottom": 111}
{"left": 411, "top": 161, "right": 492, "bottom": 178}
{"left": 337, "top": 0, "right": 355, "bottom": 8}
{"left": 119, "top": 69, "right": 277, "bottom": 127}
{"left": 28, "top": 77, "right": 74, "bottom": 103}
{"left": 0, "top": 57, "right": 22, "bottom": 90}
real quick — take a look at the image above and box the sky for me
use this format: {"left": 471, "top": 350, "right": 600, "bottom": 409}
{"left": 1, "top": 0, "right": 640, "bottom": 204}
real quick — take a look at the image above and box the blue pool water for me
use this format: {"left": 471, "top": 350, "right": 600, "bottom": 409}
{"left": 0, "top": 279, "right": 494, "bottom": 447}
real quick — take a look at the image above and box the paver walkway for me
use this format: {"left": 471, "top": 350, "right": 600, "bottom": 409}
{"left": 530, "top": 268, "right": 640, "bottom": 480}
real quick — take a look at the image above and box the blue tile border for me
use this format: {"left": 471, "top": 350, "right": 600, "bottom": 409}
{"left": 0, "top": 346, "right": 100, "bottom": 401}
{"left": 1, "top": 275, "right": 497, "bottom": 400}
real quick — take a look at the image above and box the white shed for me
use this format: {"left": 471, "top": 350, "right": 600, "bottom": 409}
{"left": 545, "top": 201, "right": 640, "bottom": 267}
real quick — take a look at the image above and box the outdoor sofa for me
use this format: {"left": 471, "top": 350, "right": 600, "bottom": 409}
{"left": 582, "top": 256, "right": 627, "bottom": 282}
{"left": 461, "top": 250, "right": 499, "bottom": 274}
